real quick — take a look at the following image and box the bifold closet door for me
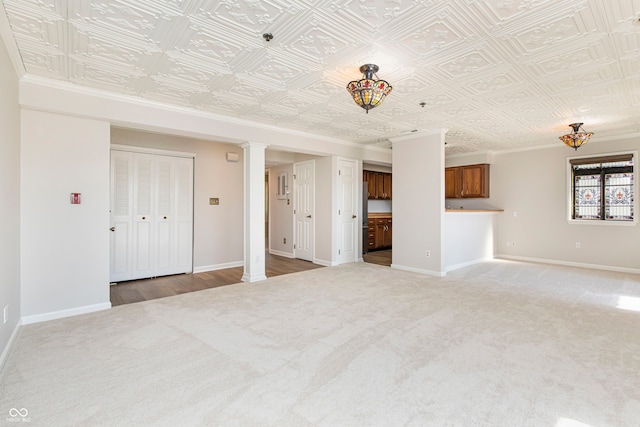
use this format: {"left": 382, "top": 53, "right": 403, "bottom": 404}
{"left": 110, "top": 150, "right": 193, "bottom": 282}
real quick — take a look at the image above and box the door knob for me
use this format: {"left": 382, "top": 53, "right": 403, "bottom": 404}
{"left": 352, "top": 215, "right": 357, "bottom": 218}
{"left": 306, "top": 215, "right": 312, "bottom": 218}
{"left": 142, "top": 216, "right": 146, "bottom": 220}
{"left": 109, "top": 227, "right": 115, "bottom": 232}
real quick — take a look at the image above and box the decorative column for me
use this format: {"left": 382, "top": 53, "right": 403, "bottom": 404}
{"left": 241, "top": 142, "right": 268, "bottom": 282}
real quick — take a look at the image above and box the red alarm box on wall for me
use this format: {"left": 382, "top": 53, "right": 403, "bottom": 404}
{"left": 70, "top": 193, "right": 82, "bottom": 204}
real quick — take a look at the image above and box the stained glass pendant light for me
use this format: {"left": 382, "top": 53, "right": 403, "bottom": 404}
{"left": 346, "top": 64, "right": 393, "bottom": 113}
{"left": 559, "top": 122, "right": 593, "bottom": 150}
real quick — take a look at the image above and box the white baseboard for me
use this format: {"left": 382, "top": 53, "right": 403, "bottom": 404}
{"left": 269, "top": 249, "right": 293, "bottom": 258}
{"left": 21, "top": 302, "right": 112, "bottom": 326}
{"left": 445, "top": 257, "right": 494, "bottom": 273}
{"left": 391, "top": 264, "right": 446, "bottom": 277}
{"left": 496, "top": 254, "right": 640, "bottom": 275}
{"left": 241, "top": 273, "right": 267, "bottom": 283}
{"left": 314, "top": 258, "right": 338, "bottom": 267}
{"left": 0, "top": 319, "right": 22, "bottom": 372}
{"left": 193, "top": 261, "right": 243, "bottom": 273}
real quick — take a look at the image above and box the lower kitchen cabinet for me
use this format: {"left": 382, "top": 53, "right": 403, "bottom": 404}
{"left": 368, "top": 214, "right": 392, "bottom": 250}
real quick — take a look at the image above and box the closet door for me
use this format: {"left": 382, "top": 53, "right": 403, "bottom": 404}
{"left": 110, "top": 150, "right": 193, "bottom": 282}
{"left": 173, "top": 157, "right": 194, "bottom": 274}
{"left": 132, "top": 153, "right": 155, "bottom": 280}
{"left": 154, "top": 156, "right": 173, "bottom": 277}
{"left": 110, "top": 151, "right": 134, "bottom": 282}
{"left": 154, "top": 155, "right": 193, "bottom": 277}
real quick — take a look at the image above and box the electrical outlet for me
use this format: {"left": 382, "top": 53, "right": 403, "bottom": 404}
{"left": 3, "top": 305, "right": 7, "bottom": 324}
{"left": 425, "top": 250, "right": 431, "bottom": 257}
{"left": 512, "top": 211, "right": 518, "bottom": 218}
{"left": 575, "top": 242, "right": 581, "bottom": 249}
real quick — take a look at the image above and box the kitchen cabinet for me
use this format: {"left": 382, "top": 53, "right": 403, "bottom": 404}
{"left": 379, "top": 173, "right": 392, "bottom": 200}
{"left": 363, "top": 170, "right": 377, "bottom": 200}
{"left": 444, "top": 164, "right": 490, "bottom": 198}
{"left": 368, "top": 214, "right": 392, "bottom": 249}
{"left": 444, "top": 167, "right": 459, "bottom": 199}
{"left": 363, "top": 170, "right": 392, "bottom": 200}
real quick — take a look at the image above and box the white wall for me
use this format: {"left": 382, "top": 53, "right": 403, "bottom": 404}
{"left": 21, "top": 110, "right": 111, "bottom": 320}
{"left": 392, "top": 131, "right": 446, "bottom": 276}
{"left": 268, "top": 164, "right": 294, "bottom": 257}
{"left": 492, "top": 138, "right": 640, "bottom": 272}
{"left": 110, "top": 128, "right": 244, "bottom": 271}
{"left": 0, "top": 32, "right": 21, "bottom": 363}
{"left": 445, "top": 212, "right": 499, "bottom": 271}
{"left": 314, "top": 156, "right": 334, "bottom": 265}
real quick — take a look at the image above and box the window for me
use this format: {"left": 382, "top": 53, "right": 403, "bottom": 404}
{"left": 570, "top": 154, "right": 634, "bottom": 221}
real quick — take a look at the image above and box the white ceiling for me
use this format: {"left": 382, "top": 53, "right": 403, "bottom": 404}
{"left": 2, "top": 0, "right": 640, "bottom": 154}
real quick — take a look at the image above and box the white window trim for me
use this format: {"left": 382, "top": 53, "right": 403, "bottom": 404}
{"left": 566, "top": 150, "right": 638, "bottom": 226}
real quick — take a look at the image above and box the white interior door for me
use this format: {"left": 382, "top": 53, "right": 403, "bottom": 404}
{"left": 338, "top": 159, "right": 358, "bottom": 264}
{"left": 173, "top": 157, "right": 194, "bottom": 273}
{"left": 294, "top": 160, "right": 315, "bottom": 262}
{"left": 110, "top": 150, "right": 193, "bottom": 282}
{"left": 133, "top": 153, "right": 155, "bottom": 279}
{"left": 110, "top": 151, "right": 133, "bottom": 282}
{"left": 154, "top": 156, "right": 173, "bottom": 276}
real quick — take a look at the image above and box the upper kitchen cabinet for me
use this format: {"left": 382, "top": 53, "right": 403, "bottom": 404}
{"left": 364, "top": 170, "right": 377, "bottom": 199}
{"left": 445, "top": 164, "right": 490, "bottom": 198}
{"left": 363, "top": 170, "right": 392, "bottom": 200}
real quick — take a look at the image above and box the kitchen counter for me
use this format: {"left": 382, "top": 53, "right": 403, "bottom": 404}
{"left": 368, "top": 212, "right": 392, "bottom": 218}
{"left": 446, "top": 209, "right": 503, "bottom": 213}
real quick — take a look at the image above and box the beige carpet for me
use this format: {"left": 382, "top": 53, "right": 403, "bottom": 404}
{"left": 1, "top": 260, "right": 639, "bottom": 426}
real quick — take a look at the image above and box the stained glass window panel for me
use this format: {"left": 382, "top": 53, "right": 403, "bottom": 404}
{"left": 574, "top": 174, "right": 601, "bottom": 219}
{"left": 605, "top": 173, "right": 633, "bottom": 220}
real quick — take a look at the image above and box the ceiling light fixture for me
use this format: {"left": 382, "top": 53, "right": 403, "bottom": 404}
{"left": 346, "top": 64, "right": 393, "bottom": 113}
{"left": 559, "top": 122, "right": 593, "bottom": 150}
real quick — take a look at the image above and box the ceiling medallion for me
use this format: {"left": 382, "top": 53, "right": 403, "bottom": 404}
{"left": 346, "top": 64, "right": 393, "bottom": 113}
{"left": 559, "top": 122, "right": 593, "bottom": 150}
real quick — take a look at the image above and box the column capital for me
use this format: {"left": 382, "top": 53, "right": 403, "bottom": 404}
{"left": 240, "top": 141, "right": 269, "bottom": 150}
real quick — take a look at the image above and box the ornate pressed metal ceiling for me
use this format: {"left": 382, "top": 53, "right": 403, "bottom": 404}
{"left": 2, "top": 0, "right": 640, "bottom": 154}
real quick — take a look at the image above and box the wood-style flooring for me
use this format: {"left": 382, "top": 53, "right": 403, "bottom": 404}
{"left": 111, "top": 248, "right": 392, "bottom": 307}
{"left": 110, "top": 252, "right": 324, "bottom": 306}
{"left": 363, "top": 248, "right": 391, "bottom": 267}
